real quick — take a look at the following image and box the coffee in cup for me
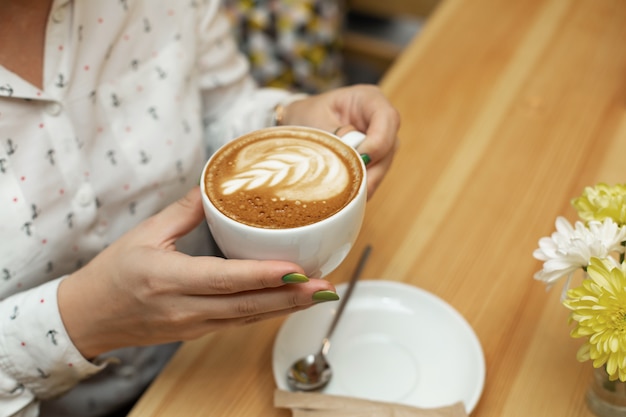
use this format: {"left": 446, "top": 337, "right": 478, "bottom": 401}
{"left": 204, "top": 127, "right": 363, "bottom": 229}
{"left": 201, "top": 126, "right": 366, "bottom": 278}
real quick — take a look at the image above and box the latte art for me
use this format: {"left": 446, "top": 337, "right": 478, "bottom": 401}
{"left": 220, "top": 138, "right": 349, "bottom": 201}
{"left": 204, "top": 127, "right": 363, "bottom": 229}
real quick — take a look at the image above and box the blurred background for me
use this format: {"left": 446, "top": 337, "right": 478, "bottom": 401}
{"left": 222, "top": 0, "right": 440, "bottom": 93}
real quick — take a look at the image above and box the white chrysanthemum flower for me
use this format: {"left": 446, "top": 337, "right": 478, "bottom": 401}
{"left": 533, "top": 216, "right": 626, "bottom": 285}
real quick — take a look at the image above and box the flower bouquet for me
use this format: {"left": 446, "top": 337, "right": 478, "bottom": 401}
{"left": 534, "top": 183, "right": 626, "bottom": 415}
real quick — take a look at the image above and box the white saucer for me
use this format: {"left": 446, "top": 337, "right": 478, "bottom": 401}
{"left": 272, "top": 280, "right": 485, "bottom": 413}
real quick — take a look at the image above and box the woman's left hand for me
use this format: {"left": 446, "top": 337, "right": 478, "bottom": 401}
{"left": 282, "top": 84, "right": 400, "bottom": 198}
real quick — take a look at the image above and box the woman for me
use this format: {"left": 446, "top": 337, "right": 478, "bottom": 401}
{"left": 0, "top": 0, "right": 399, "bottom": 416}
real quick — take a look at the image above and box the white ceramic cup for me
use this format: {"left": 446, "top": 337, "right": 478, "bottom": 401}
{"left": 200, "top": 126, "right": 366, "bottom": 278}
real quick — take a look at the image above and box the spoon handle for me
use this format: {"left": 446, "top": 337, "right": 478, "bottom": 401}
{"left": 323, "top": 244, "right": 372, "bottom": 344}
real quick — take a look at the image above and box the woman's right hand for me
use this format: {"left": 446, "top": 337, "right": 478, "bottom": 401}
{"left": 58, "top": 186, "right": 337, "bottom": 359}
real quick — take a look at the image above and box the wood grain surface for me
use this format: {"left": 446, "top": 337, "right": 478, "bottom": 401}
{"left": 128, "top": 0, "right": 626, "bottom": 415}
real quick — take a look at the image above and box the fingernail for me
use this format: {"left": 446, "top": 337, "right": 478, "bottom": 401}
{"left": 360, "top": 154, "right": 372, "bottom": 165}
{"left": 282, "top": 273, "right": 309, "bottom": 284}
{"left": 312, "top": 290, "right": 340, "bottom": 302}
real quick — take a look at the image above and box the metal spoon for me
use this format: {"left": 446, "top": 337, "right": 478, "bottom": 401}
{"left": 286, "top": 244, "right": 372, "bottom": 391}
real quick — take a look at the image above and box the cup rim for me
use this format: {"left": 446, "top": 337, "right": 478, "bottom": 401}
{"left": 200, "top": 125, "right": 367, "bottom": 232}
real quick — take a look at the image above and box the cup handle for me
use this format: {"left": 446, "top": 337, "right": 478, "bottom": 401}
{"left": 339, "top": 131, "right": 366, "bottom": 149}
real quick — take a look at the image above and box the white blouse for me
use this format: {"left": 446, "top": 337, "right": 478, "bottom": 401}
{"left": 0, "top": 1, "right": 296, "bottom": 416}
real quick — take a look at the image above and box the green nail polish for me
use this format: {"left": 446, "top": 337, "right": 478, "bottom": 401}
{"left": 360, "top": 154, "right": 372, "bottom": 165}
{"left": 282, "top": 273, "right": 309, "bottom": 284}
{"left": 312, "top": 290, "right": 340, "bottom": 302}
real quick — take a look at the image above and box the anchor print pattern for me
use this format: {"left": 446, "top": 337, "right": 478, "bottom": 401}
{"left": 0, "top": 0, "right": 293, "bottom": 414}
{"left": 0, "top": 84, "right": 13, "bottom": 97}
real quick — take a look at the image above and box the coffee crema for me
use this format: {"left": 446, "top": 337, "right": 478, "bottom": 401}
{"left": 204, "top": 128, "right": 363, "bottom": 229}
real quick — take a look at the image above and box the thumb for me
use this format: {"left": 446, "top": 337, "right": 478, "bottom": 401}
{"left": 142, "top": 186, "right": 206, "bottom": 245}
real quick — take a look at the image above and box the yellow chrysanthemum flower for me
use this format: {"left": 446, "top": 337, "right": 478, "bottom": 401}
{"left": 572, "top": 183, "right": 626, "bottom": 226}
{"left": 563, "top": 257, "right": 626, "bottom": 381}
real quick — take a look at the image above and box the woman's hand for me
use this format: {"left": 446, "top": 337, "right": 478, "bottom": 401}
{"left": 58, "top": 187, "right": 337, "bottom": 359}
{"left": 282, "top": 84, "right": 400, "bottom": 197}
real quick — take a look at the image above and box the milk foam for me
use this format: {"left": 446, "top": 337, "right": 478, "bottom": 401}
{"left": 220, "top": 138, "right": 349, "bottom": 201}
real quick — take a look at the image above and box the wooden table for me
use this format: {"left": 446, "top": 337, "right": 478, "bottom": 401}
{"left": 128, "top": 0, "right": 626, "bottom": 415}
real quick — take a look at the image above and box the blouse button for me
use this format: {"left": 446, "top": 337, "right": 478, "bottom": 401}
{"left": 46, "top": 102, "right": 62, "bottom": 117}
{"left": 76, "top": 186, "right": 94, "bottom": 207}
{"left": 51, "top": 7, "right": 65, "bottom": 23}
